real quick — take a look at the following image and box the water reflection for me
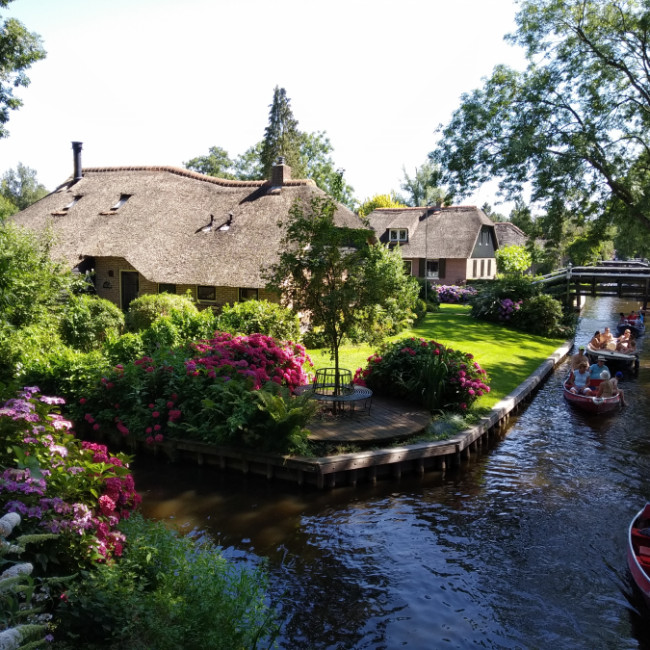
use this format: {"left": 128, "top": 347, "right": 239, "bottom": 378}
{"left": 134, "top": 296, "right": 650, "bottom": 649}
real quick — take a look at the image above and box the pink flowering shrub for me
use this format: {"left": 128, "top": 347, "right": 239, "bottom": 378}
{"left": 0, "top": 387, "right": 141, "bottom": 571}
{"left": 435, "top": 284, "right": 478, "bottom": 304}
{"left": 353, "top": 337, "right": 490, "bottom": 412}
{"left": 73, "top": 332, "right": 316, "bottom": 453}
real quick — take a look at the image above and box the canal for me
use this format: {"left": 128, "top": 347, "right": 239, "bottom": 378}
{"left": 134, "top": 296, "right": 650, "bottom": 649}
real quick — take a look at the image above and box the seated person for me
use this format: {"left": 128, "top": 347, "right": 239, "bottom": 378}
{"left": 619, "top": 312, "right": 628, "bottom": 325}
{"left": 613, "top": 371, "right": 627, "bottom": 406}
{"left": 616, "top": 329, "right": 631, "bottom": 351}
{"left": 567, "top": 361, "right": 592, "bottom": 394}
{"left": 601, "top": 327, "right": 616, "bottom": 349}
{"left": 628, "top": 310, "right": 639, "bottom": 323}
{"left": 596, "top": 370, "right": 615, "bottom": 398}
{"left": 626, "top": 337, "right": 637, "bottom": 354}
{"left": 570, "top": 346, "right": 588, "bottom": 370}
{"left": 589, "top": 330, "right": 604, "bottom": 349}
{"left": 588, "top": 357, "right": 610, "bottom": 385}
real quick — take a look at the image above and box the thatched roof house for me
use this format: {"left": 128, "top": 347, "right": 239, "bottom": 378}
{"left": 11, "top": 143, "right": 364, "bottom": 310}
{"left": 365, "top": 205, "right": 498, "bottom": 284}
{"left": 494, "top": 221, "right": 528, "bottom": 248}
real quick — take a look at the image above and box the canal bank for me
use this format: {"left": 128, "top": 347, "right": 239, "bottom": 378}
{"left": 148, "top": 340, "right": 574, "bottom": 489}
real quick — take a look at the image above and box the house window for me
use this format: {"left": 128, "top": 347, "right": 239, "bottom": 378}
{"left": 426, "top": 260, "right": 439, "bottom": 279}
{"left": 473, "top": 260, "right": 478, "bottom": 277}
{"left": 487, "top": 259, "right": 492, "bottom": 276}
{"left": 239, "top": 288, "right": 259, "bottom": 302}
{"left": 159, "top": 283, "right": 176, "bottom": 294}
{"left": 389, "top": 229, "right": 408, "bottom": 242}
{"left": 480, "top": 259, "right": 485, "bottom": 277}
{"left": 197, "top": 285, "right": 216, "bottom": 302}
{"left": 403, "top": 260, "right": 413, "bottom": 276}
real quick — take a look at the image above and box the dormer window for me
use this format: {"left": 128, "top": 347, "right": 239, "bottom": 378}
{"left": 63, "top": 195, "right": 82, "bottom": 210}
{"left": 110, "top": 195, "right": 131, "bottom": 211}
{"left": 389, "top": 228, "right": 408, "bottom": 242}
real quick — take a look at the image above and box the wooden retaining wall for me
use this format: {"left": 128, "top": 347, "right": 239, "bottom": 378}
{"left": 141, "top": 342, "right": 573, "bottom": 490}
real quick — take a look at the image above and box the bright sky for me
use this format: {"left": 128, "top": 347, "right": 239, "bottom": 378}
{"left": 1, "top": 0, "right": 526, "bottom": 210}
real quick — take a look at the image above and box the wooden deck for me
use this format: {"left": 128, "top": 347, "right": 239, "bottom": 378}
{"left": 307, "top": 396, "right": 431, "bottom": 442}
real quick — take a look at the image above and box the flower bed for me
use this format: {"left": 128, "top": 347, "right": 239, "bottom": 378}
{"left": 354, "top": 337, "right": 489, "bottom": 412}
{"left": 0, "top": 387, "right": 141, "bottom": 569}
{"left": 435, "top": 284, "right": 477, "bottom": 304}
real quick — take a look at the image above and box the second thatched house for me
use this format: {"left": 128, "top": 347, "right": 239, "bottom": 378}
{"left": 11, "top": 143, "right": 364, "bottom": 310}
{"left": 365, "top": 205, "right": 498, "bottom": 285}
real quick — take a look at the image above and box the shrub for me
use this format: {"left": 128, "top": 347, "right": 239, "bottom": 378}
{"left": 435, "top": 284, "right": 477, "bottom": 304}
{"left": 125, "top": 293, "right": 198, "bottom": 332}
{"left": 60, "top": 294, "right": 124, "bottom": 351}
{"left": 469, "top": 276, "right": 539, "bottom": 324}
{"left": 515, "top": 293, "right": 566, "bottom": 336}
{"left": 73, "top": 333, "right": 316, "bottom": 454}
{"left": 216, "top": 299, "right": 301, "bottom": 342}
{"left": 104, "top": 332, "right": 146, "bottom": 366}
{"left": 54, "top": 514, "right": 279, "bottom": 649}
{"left": 353, "top": 337, "right": 490, "bottom": 413}
{"left": 0, "top": 387, "right": 141, "bottom": 572}
{"left": 413, "top": 298, "right": 428, "bottom": 321}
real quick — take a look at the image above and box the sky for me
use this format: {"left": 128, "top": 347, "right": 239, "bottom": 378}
{"left": 1, "top": 0, "right": 527, "bottom": 210}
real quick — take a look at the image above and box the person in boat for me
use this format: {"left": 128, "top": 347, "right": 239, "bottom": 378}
{"left": 589, "top": 330, "right": 604, "bottom": 350}
{"left": 619, "top": 312, "right": 628, "bottom": 326}
{"left": 628, "top": 310, "right": 639, "bottom": 323}
{"left": 567, "top": 361, "right": 592, "bottom": 395}
{"left": 601, "top": 327, "right": 616, "bottom": 349}
{"left": 570, "top": 345, "right": 588, "bottom": 370}
{"left": 595, "top": 370, "right": 615, "bottom": 398}
{"left": 626, "top": 336, "right": 637, "bottom": 355}
{"left": 616, "top": 329, "right": 631, "bottom": 352}
{"left": 588, "top": 356, "right": 610, "bottom": 385}
{"left": 613, "top": 370, "right": 627, "bottom": 406}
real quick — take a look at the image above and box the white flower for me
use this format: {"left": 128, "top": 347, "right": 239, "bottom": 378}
{"left": 0, "top": 628, "right": 23, "bottom": 650}
{"left": 1, "top": 562, "right": 33, "bottom": 579}
{"left": 0, "top": 513, "right": 20, "bottom": 537}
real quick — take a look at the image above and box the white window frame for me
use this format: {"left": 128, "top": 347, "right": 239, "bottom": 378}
{"left": 389, "top": 228, "right": 408, "bottom": 242}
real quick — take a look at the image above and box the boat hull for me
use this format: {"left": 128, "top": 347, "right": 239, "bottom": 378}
{"left": 562, "top": 382, "right": 620, "bottom": 414}
{"left": 627, "top": 504, "right": 650, "bottom": 609}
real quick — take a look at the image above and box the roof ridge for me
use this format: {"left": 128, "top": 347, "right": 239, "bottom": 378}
{"left": 79, "top": 166, "right": 315, "bottom": 188}
{"left": 374, "top": 205, "right": 479, "bottom": 212}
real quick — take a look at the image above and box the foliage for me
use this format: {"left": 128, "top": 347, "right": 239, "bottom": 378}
{"left": 495, "top": 244, "right": 532, "bottom": 276}
{"left": 54, "top": 514, "right": 279, "bottom": 649}
{"left": 396, "top": 161, "right": 452, "bottom": 207}
{"left": 357, "top": 193, "right": 406, "bottom": 218}
{"left": 0, "top": 511, "right": 61, "bottom": 648}
{"left": 0, "top": 2, "right": 46, "bottom": 139}
{"left": 103, "top": 332, "right": 146, "bottom": 366}
{"left": 216, "top": 299, "right": 301, "bottom": 342}
{"left": 0, "top": 164, "right": 48, "bottom": 211}
{"left": 0, "top": 387, "right": 141, "bottom": 573}
{"left": 183, "top": 145, "right": 236, "bottom": 179}
{"left": 266, "top": 197, "right": 418, "bottom": 376}
{"left": 60, "top": 294, "right": 124, "bottom": 351}
{"left": 435, "top": 284, "right": 477, "bottom": 304}
{"left": 432, "top": 0, "right": 650, "bottom": 246}
{"left": 124, "top": 293, "right": 198, "bottom": 332}
{"left": 353, "top": 337, "right": 490, "bottom": 413}
{"left": 73, "top": 332, "right": 315, "bottom": 453}
{"left": 0, "top": 221, "right": 75, "bottom": 329}
{"left": 469, "top": 276, "right": 568, "bottom": 336}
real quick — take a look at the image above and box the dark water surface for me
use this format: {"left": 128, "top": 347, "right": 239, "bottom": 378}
{"left": 134, "top": 297, "right": 650, "bottom": 649}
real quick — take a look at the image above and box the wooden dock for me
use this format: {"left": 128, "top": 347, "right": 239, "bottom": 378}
{"left": 142, "top": 341, "right": 572, "bottom": 489}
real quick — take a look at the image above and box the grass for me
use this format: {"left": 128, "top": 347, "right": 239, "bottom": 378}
{"left": 306, "top": 304, "right": 567, "bottom": 411}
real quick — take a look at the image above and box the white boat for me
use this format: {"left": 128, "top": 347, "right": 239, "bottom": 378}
{"left": 585, "top": 342, "right": 639, "bottom": 372}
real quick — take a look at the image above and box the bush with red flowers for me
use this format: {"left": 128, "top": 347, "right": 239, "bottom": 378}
{"left": 353, "top": 337, "right": 490, "bottom": 413}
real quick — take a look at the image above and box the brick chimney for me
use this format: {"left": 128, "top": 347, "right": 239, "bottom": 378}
{"left": 271, "top": 156, "right": 292, "bottom": 188}
{"left": 72, "top": 141, "right": 83, "bottom": 181}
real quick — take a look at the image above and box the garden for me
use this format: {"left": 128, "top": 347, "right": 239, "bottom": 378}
{"left": 0, "top": 216, "right": 571, "bottom": 647}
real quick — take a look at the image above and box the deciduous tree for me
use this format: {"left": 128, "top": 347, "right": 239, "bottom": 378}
{"left": 357, "top": 194, "right": 406, "bottom": 218}
{"left": 432, "top": 0, "right": 650, "bottom": 240}
{"left": 0, "top": 0, "right": 46, "bottom": 138}
{"left": 1, "top": 163, "right": 48, "bottom": 210}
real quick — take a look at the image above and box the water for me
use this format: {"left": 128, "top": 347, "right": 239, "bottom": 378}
{"left": 134, "top": 296, "right": 650, "bottom": 649}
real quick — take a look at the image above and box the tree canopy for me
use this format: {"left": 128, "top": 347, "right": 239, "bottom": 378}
{"left": 397, "top": 161, "right": 451, "bottom": 207}
{"left": 0, "top": 1, "right": 46, "bottom": 139}
{"left": 432, "top": 0, "right": 650, "bottom": 245}
{"left": 185, "top": 87, "right": 355, "bottom": 207}
{"left": 357, "top": 193, "right": 407, "bottom": 218}
{"left": 1, "top": 163, "right": 48, "bottom": 211}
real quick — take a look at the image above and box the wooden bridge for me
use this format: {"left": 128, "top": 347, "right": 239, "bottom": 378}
{"left": 535, "top": 260, "right": 650, "bottom": 309}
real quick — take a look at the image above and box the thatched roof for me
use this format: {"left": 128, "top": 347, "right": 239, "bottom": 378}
{"left": 11, "top": 165, "right": 364, "bottom": 288}
{"left": 365, "top": 206, "right": 496, "bottom": 258}
{"left": 494, "top": 222, "right": 528, "bottom": 248}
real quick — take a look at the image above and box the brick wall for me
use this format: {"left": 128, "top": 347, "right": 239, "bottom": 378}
{"left": 441, "top": 259, "right": 468, "bottom": 284}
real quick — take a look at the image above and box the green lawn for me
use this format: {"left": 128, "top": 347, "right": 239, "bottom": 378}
{"left": 306, "top": 304, "right": 567, "bottom": 410}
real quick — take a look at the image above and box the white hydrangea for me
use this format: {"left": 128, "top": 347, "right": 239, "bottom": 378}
{"left": 0, "top": 562, "right": 33, "bottom": 579}
{"left": 0, "top": 628, "right": 23, "bottom": 650}
{"left": 0, "top": 513, "right": 20, "bottom": 537}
